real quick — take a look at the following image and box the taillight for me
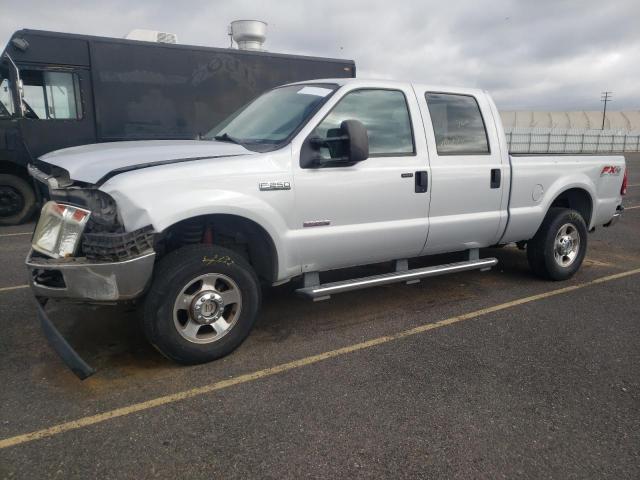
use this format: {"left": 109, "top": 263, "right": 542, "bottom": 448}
{"left": 621, "top": 168, "right": 628, "bottom": 196}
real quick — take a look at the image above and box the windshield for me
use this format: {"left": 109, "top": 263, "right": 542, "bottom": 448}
{"left": 204, "top": 83, "right": 338, "bottom": 151}
{"left": 0, "top": 67, "right": 15, "bottom": 118}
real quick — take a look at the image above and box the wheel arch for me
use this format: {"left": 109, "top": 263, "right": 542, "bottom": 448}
{"left": 0, "top": 160, "right": 30, "bottom": 179}
{"left": 548, "top": 187, "right": 594, "bottom": 228}
{"left": 159, "top": 213, "right": 279, "bottom": 284}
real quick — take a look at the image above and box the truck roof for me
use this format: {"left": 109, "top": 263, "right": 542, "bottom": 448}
{"left": 288, "top": 77, "right": 488, "bottom": 97}
{"left": 3, "top": 29, "right": 356, "bottom": 66}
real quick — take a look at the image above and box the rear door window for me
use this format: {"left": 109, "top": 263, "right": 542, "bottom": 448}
{"left": 425, "top": 92, "right": 490, "bottom": 155}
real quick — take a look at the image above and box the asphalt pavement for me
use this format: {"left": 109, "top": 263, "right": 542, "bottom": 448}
{"left": 0, "top": 154, "right": 639, "bottom": 479}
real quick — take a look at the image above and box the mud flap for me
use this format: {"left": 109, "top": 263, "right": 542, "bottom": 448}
{"left": 35, "top": 299, "right": 96, "bottom": 380}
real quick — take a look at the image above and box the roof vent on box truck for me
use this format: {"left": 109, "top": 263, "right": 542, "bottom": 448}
{"left": 228, "top": 20, "right": 267, "bottom": 51}
{"left": 123, "top": 21, "right": 268, "bottom": 50}
{"left": 124, "top": 29, "right": 178, "bottom": 44}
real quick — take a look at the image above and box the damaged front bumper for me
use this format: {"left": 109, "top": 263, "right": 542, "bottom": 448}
{"left": 35, "top": 298, "right": 96, "bottom": 380}
{"left": 26, "top": 249, "right": 156, "bottom": 302}
{"left": 26, "top": 249, "right": 156, "bottom": 379}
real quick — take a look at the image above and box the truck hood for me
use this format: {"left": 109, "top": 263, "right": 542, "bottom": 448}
{"left": 39, "top": 140, "right": 253, "bottom": 185}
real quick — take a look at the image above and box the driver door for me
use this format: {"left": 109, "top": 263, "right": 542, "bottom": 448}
{"left": 291, "top": 85, "right": 431, "bottom": 272}
{"left": 17, "top": 67, "right": 96, "bottom": 158}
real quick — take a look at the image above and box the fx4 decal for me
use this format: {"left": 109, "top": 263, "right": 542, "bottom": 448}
{"left": 601, "top": 166, "right": 622, "bottom": 176}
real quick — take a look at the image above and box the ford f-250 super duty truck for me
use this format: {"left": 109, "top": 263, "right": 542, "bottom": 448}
{"left": 25, "top": 78, "right": 627, "bottom": 378}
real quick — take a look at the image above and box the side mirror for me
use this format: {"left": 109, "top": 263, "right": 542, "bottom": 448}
{"left": 17, "top": 79, "right": 24, "bottom": 102}
{"left": 3, "top": 52, "right": 25, "bottom": 117}
{"left": 302, "top": 119, "right": 369, "bottom": 168}
{"left": 340, "top": 119, "right": 369, "bottom": 163}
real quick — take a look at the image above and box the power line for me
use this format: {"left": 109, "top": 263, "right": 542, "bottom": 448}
{"left": 601, "top": 91, "right": 613, "bottom": 130}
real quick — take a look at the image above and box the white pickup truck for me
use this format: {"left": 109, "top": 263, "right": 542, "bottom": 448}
{"left": 26, "top": 78, "right": 627, "bottom": 378}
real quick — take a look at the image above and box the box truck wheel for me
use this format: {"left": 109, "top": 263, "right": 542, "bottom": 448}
{"left": 527, "top": 207, "right": 587, "bottom": 281}
{"left": 142, "top": 244, "right": 261, "bottom": 365}
{"left": 0, "top": 174, "right": 37, "bottom": 226}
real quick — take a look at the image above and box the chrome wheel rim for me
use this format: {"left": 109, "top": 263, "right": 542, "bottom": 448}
{"left": 553, "top": 223, "right": 580, "bottom": 268}
{"left": 173, "top": 273, "right": 242, "bottom": 344}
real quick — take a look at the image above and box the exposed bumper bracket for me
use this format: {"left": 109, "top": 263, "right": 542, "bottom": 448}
{"left": 604, "top": 205, "right": 624, "bottom": 227}
{"left": 35, "top": 299, "right": 96, "bottom": 380}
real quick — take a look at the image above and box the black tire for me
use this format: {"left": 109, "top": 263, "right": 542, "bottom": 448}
{"left": 0, "top": 174, "right": 36, "bottom": 226}
{"left": 142, "top": 244, "right": 261, "bottom": 364}
{"left": 527, "top": 207, "right": 588, "bottom": 281}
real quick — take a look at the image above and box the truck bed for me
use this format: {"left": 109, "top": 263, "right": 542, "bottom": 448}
{"left": 501, "top": 154, "right": 626, "bottom": 243}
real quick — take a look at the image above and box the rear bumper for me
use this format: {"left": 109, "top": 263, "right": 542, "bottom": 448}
{"left": 26, "top": 249, "right": 156, "bottom": 302}
{"left": 604, "top": 205, "right": 624, "bottom": 227}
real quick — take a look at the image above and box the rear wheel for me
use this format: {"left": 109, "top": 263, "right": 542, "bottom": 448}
{"left": 142, "top": 244, "right": 261, "bottom": 364}
{"left": 0, "top": 174, "right": 36, "bottom": 226}
{"left": 527, "top": 207, "right": 587, "bottom": 281}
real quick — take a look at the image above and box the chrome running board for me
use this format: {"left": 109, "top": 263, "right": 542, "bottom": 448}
{"left": 296, "top": 257, "right": 498, "bottom": 301}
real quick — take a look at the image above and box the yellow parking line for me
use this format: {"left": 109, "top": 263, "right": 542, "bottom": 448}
{"left": 625, "top": 205, "right": 640, "bottom": 210}
{"left": 583, "top": 259, "right": 612, "bottom": 267}
{"left": 1, "top": 266, "right": 639, "bottom": 450}
{"left": 0, "top": 285, "right": 29, "bottom": 293}
{"left": 0, "top": 232, "right": 32, "bottom": 237}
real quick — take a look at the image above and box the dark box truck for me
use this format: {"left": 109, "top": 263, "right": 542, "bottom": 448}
{"left": 0, "top": 29, "right": 355, "bottom": 225}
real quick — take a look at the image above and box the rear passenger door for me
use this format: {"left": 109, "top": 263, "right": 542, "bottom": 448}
{"left": 417, "top": 90, "right": 508, "bottom": 254}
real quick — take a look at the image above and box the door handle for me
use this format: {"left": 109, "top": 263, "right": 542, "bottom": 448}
{"left": 490, "top": 169, "right": 501, "bottom": 189}
{"left": 415, "top": 171, "right": 428, "bottom": 193}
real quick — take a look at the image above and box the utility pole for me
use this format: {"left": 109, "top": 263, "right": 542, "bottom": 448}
{"left": 601, "top": 91, "right": 613, "bottom": 130}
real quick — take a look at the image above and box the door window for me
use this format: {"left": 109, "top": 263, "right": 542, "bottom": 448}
{"left": 425, "top": 93, "right": 489, "bottom": 155}
{"left": 312, "top": 89, "right": 414, "bottom": 160}
{"left": 21, "top": 70, "right": 82, "bottom": 120}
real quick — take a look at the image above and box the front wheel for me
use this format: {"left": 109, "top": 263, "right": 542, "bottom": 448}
{"left": 527, "top": 207, "right": 588, "bottom": 281}
{"left": 0, "top": 174, "right": 36, "bottom": 226}
{"left": 142, "top": 244, "right": 261, "bottom": 364}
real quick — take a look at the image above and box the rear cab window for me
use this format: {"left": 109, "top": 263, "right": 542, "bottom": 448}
{"left": 425, "top": 92, "right": 489, "bottom": 155}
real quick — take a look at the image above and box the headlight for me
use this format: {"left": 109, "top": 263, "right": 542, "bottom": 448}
{"left": 32, "top": 202, "right": 91, "bottom": 258}
{"left": 50, "top": 188, "right": 119, "bottom": 228}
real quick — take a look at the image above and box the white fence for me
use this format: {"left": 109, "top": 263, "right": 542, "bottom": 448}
{"left": 505, "top": 127, "right": 640, "bottom": 154}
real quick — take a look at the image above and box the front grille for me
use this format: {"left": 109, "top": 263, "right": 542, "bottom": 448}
{"left": 82, "top": 226, "right": 155, "bottom": 261}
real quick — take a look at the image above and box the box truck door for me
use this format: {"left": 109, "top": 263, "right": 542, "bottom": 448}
{"left": 18, "top": 67, "right": 96, "bottom": 159}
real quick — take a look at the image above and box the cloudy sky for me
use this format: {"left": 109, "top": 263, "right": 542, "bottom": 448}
{"left": 1, "top": 0, "right": 638, "bottom": 111}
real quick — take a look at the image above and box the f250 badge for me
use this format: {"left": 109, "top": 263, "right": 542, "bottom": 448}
{"left": 259, "top": 181, "right": 291, "bottom": 191}
{"left": 601, "top": 166, "right": 622, "bottom": 176}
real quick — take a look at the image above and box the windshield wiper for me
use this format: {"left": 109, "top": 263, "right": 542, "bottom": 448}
{"left": 214, "top": 132, "right": 243, "bottom": 145}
